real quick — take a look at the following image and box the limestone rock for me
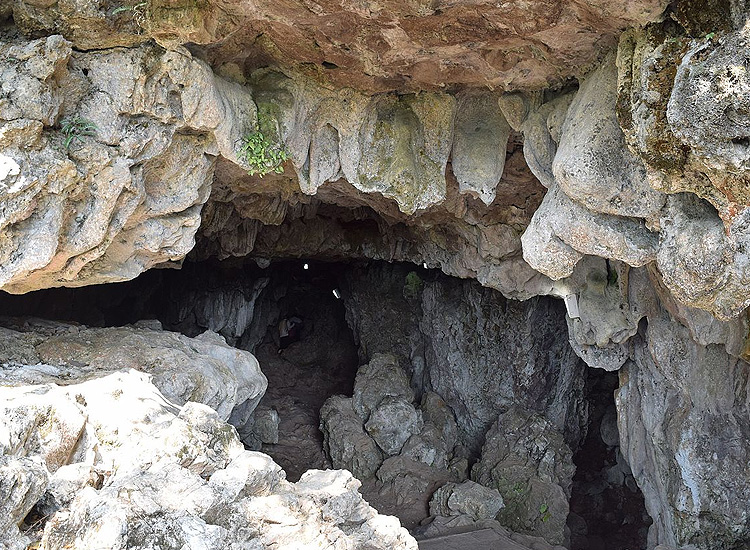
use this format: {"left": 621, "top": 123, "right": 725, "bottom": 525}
{"left": 364, "top": 396, "right": 424, "bottom": 456}
{"left": 0, "top": 318, "right": 267, "bottom": 421}
{"left": 553, "top": 54, "right": 665, "bottom": 220}
{"left": 616, "top": 311, "right": 750, "bottom": 549}
{"left": 0, "top": 35, "right": 255, "bottom": 293}
{"left": 472, "top": 407, "right": 575, "bottom": 546}
{"left": 319, "top": 395, "right": 383, "bottom": 479}
{"left": 0, "top": 365, "right": 417, "bottom": 550}
{"left": 352, "top": 354, "right": 415, "bottom": 422}
{"left": 429, "top": 480, "right": 504, "bottom": 521}
{"left": 451, "top": 92, "right": 511, "bottom": 205}
{"left": 0, "top": 455, "right": 48, "bottom": 550}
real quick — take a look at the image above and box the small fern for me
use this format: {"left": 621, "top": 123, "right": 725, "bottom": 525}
{"left": 61, "top": 117, "right": 97, "bottom": 149}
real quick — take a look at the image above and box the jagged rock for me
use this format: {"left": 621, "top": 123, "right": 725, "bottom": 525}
{"left": 0, "top": 318, "right": 267, "bottom": 421}
{"left": 0, "top": 367, "right": 417, "bottom": 550}
{"left": 616, "top": 310, "right": 750, "bottom": 549}
{"left": 472, "top": 407, "right": 575, "bottom": 546}
{"left": 0, "top": 455, "right": 48, "bottom": 550}
{"left": 400, "top": 392, "right": 458, "bottom": 469}
{"left": 429, "top": 480, "right": 504, "bottom": 521}
{"left": 420, "top": 278, "right": 588, "bottom": 452}
{"left": 352, "top": 354, "right": 415, "bottom": 422}
{"left": 0, "top": 35, "right": 255, "bottom": 294}
{"left": 319, "top": 395, "right": 383, "bottom": 480}
{"left": 364, "top": 396, "right": 423, "bottom": 456}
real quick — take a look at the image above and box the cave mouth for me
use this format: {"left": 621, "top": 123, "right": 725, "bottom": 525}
{"left": 0, "top": 257, "right": 362, "bottom": 482}
{"left": 568, "top": 368, "right": 652, "bottom": 550}
{"left": 0, "top": 257, "right": 654, "bottom": 545}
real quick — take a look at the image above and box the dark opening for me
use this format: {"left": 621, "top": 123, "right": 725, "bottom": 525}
{"left": 568, "top": 368, "right": 652, "bottom": 550}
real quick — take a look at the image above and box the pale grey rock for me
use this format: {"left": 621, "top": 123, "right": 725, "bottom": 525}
{"left": 553, "top": 54, "right": 665, "bottom": 220}
{"left": 451, "top": 92, "right": 511, "bottom": 205}
{"left": 0, "top": 35, "right": 255, "bottom": 294}
{"left": 617, "top": 310, "right": 750, "bottom": 549}
{"left": 472, "top": 407, "right": 575, "bottom": 546}
{"left": 319, "top": 395, "right": 383, "bottom": 479}
{"left": 429, "top": 480, "right": 504, "bottom": 521}
{"left": 521, "top": 93, "right": 574, "bottom": 189}
{"left": 0, "top": 455, "right": 48, "bottom": 550}
{"left": 668, "top": 29, "right": 750, "bottom": 174}
{"left": 0, "top": 319, "right": 267, "bottom": 421}
{"left": 400, "top": 424, "right": 451, "bottom": 469}
{"left": 352, "top": 354, "right": 415, "bottom": 422}
{"left": 365, "top": 396, "right": 423, "bottom": 456}
{"left": 565, "top": 259, "right": 649, "bottom": 370}
{"left": 0, "top": 365, "right": 416, "bottom": 550}
{"left": 522, "top": 183, "right": 658, "bottom": 279}
{"left": 237, "top": 407, "right": 280, "bottom": 449}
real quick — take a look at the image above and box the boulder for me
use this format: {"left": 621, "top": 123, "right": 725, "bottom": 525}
{"left": 0, "top": 318, "right": 267, "bottom": 421}
{"left": 472, "top": 407, "right": 575, "bottom": 546}
{"left": 0, "top": 366, "right": 417, "bottom": 550}
{"left": 319, "top": 395, "right": 383, "bottom": 479}
{"left": 429, "top": 480, "right": 505, "bottom": 521}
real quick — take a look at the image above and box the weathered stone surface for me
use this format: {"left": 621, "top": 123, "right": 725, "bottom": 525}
{"left": 616, "top": 310, "right": 750, "bottom": 549}
{"left": 0, "top": 318, "right": 267, "bottom": 421}
{"left": 352, "top": 354, "right": 415, "bottom": 422}
{"left": 0, "top": 366, "right": 417, "bottom": 550}
{"left": 0, "top": 35, "right": 255, "bottom": 294}
{"left": 451, "top": 92, "right": 511, "bottom": 205}
{"left": 472, "top": 407, "right": 575, "bottom": 546}
{"left": 0, "top": 455, "right": 48, "bottom": 550}
{"left": 420, "top": 278, "right": 588, "bottom": 452}
{"left": 319, "top": 395, "right": 383, "bottom": 480}
{"left": 7, "top": 0, "right": 669, "bottom": 92}
{"left": 429, "top": 480, "right": 504, "bottom": 521}
{"left": 553, "top": 54, "right": 665, "bottom": 220}
{"left": 365, "top": 396, "right": 424, "bottom": 456}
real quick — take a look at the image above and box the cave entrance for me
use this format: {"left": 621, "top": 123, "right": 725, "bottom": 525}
{"left": 0, "top": 258, "right": 361, "bottom": 482}
{"left": 231, "top": 260, "right": 360, "bottom": 481}
{"left": 568, "top": 368, "right": 652, "bottom": 550}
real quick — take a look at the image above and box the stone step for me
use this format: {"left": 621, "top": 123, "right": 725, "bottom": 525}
{"left": 418, "top": 528, "right": 535, "bottom": 550}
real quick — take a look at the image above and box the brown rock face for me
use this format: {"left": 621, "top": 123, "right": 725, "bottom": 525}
{"left": 193, "top": 0, "right": 670, "bottom": 92}
{"left": 7, "top": 0, "right": 669, "bottom": 92}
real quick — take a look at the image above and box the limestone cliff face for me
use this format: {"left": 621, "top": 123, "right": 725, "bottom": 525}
{"left": 3, "top": 1, "right": 750, "bottom": 549}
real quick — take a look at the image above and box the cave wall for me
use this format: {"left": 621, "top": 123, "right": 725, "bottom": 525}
{"left": 3, "top": 1, "right": 750, "bottom": 548}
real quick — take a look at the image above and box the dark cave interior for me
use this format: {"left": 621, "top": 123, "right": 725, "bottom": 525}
{"left": 0, "top": 257, "right": 649, "bottom": 549}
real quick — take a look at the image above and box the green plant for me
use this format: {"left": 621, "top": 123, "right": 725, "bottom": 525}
{"left": 237, "top": 129, "right": 289, "bottom": 177}
{"left": 403, "top": 271, "right": 423, "bottom": 300}
{"left": 538, "top": 503, "right": 551, "bottom": 523}
{"left": 61, "top": 117, "right": 97, "bottom": 149}
{"left": 705, "top": 32, "right": 716, "bottom": 41}
{"left": 112, "top": 2, "right": 147, "bottom": 26}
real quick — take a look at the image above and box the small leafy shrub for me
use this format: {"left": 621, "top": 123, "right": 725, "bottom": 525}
{"left": 61, "top": 117, "right": 97, "bottom": 149}
{"left": 403, "top": 271, "right": 423, "bottom": 300}
{"left": 237, "top": 130, "right": 289, "bottom": 177}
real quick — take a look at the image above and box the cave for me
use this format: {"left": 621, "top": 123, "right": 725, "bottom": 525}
{"left": 4, "top": 3, "right": 750, "bottom": 547}
{"left": 0, "top": 255, "right": 651, "bottom": 547}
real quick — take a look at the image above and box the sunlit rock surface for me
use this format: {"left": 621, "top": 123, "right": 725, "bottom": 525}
{"left": 0, "top": 366, "right": 418, "bottom": 550}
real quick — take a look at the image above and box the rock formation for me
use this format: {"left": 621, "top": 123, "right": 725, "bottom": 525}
{"left": 3, "top": 0, "right": 750, "bottom": 548}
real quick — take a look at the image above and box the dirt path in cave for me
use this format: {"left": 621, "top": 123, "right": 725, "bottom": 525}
{"left": 251, "top": 289, "right": 359, "bottom": 481}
